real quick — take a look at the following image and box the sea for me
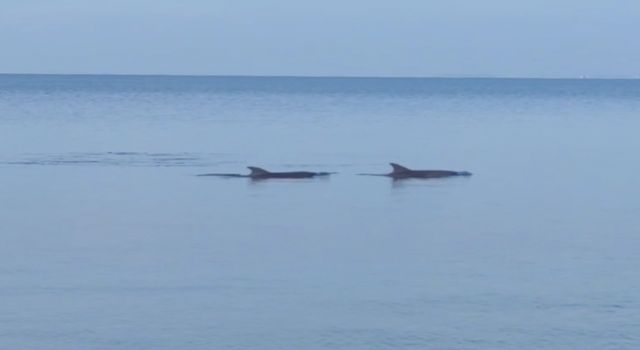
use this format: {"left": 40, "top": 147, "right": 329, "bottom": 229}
{"left": 1, "top": 74, "right": 639, "bottom": 349}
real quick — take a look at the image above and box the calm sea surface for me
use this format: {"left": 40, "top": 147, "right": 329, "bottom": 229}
{"left": 1, "top": 75, "right": 640, "bottom": 349}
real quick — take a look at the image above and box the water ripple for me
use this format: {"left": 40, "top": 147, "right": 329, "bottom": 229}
{"left": 0, "top": 152, "right": 232, "bottom": 168}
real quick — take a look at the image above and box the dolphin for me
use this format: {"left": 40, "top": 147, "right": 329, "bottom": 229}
{"left": 198, "top": 166, "right": 334, "bottom": 180}
{"left": 360, "top": 163, "right": 472, "bottom": 179}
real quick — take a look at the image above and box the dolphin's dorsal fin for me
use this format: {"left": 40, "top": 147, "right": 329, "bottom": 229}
{"left": 390, "top": 163, "right": 411, "bottom": 174}
{"left": 248, "top": 166, "right": 270, "bottom": 176}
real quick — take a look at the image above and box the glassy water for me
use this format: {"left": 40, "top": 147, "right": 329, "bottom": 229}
{"left": 1, "top": 75, "right": 639, "bottom": 349}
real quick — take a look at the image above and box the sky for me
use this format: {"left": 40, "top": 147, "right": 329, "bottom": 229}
{"left": 1, "top": 0, "right": 639, "bottom": 78}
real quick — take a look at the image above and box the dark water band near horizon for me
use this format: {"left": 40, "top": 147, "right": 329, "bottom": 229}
{"left": 1, "top": 74, "right": 640, "bottom": 349}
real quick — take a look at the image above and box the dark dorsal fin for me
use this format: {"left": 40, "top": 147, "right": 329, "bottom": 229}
{"left": 389, "top": 163, "right": 411, "bottom": 174}
{"left": 247, "top": 166, "right": 270, "bottom": 176}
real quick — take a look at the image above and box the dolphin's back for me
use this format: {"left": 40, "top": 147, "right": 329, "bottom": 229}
{"left": 247, "top": 166, "right": 324, "bottom": 179}
{"left": 411, "top": 170, "right": 462, "bottom": 178}
{"left": 388, "top": 163, "right": 472, "bottom": 179}
{"left": 263, "top": 171, "right": 317, "bottom": 179}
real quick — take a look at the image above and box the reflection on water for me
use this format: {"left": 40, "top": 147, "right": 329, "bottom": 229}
{"left": 1, "top": 75, "right": 640, "bottom": 350}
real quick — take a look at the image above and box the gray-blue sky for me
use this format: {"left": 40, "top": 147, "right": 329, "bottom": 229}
{"left": 1, "top": 0, "right": 639, "bottom": 77}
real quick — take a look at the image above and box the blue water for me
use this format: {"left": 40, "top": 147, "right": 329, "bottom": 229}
{"left": 1, "top": 74, "right": 640, "bottom": 349}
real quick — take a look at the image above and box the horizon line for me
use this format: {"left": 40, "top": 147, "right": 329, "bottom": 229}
{"left": 1, "top": 72, "right": 639, "bottom": 80}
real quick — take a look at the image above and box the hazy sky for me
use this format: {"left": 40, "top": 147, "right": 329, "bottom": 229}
{"left": 1, "top": 0, "right": 639, "bottom": 77}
